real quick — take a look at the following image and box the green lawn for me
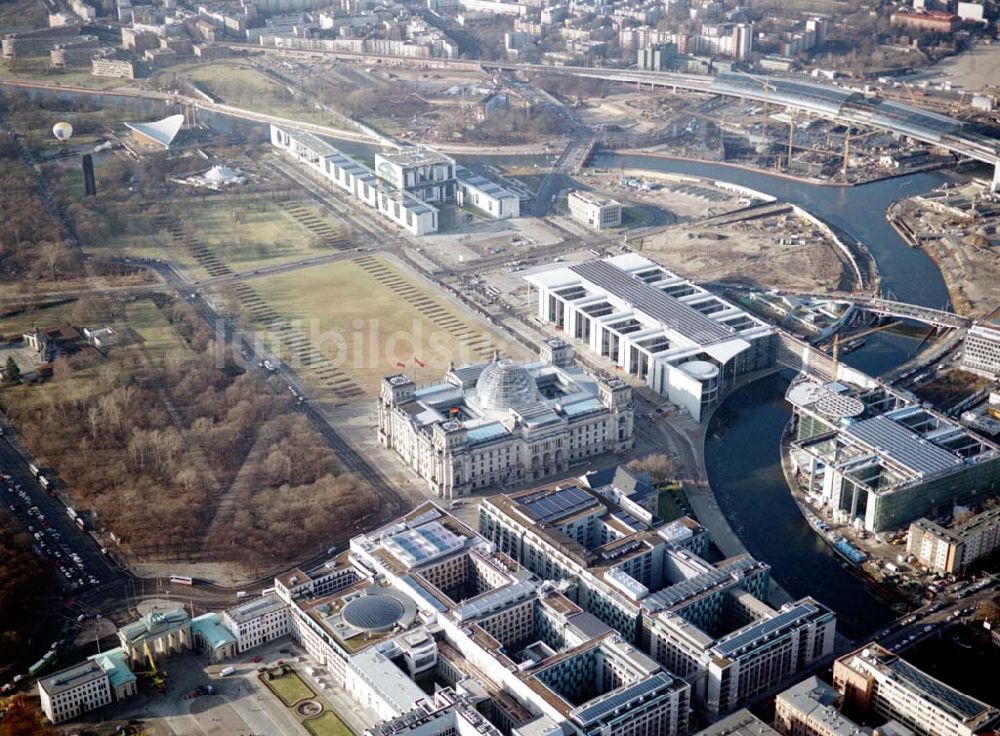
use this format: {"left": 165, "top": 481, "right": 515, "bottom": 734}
{"left": 264, "top": 670, "right": 315, "bottom": 706}
{"left": 303, "top": 711, "right": 354, "bottom": 736}
{"left": 656, "top": 484, "right": 692, "bottom": 523}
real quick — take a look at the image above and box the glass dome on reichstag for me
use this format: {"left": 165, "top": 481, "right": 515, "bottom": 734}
{"left": 476, "top": 357, "right": 538, "bottom": 412}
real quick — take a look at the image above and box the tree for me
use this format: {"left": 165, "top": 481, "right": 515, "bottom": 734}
{"left": 3, "top": 356, "right": 21, "bottom": 386}
{"left": 0, "top": 694, "right": 60, "bottom": 736}
{"left": 627, "top": 453, "right": 675, "bottom": 484}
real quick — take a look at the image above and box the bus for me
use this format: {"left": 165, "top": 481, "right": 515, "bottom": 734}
{"left": 170, "top": 574, "right": 194, "bottom": 586}
{"left": 38, "top": 475, "right": 50, "bottom": 490}
{"left": 27, "top": 463, "right": 39, "bottom": 477}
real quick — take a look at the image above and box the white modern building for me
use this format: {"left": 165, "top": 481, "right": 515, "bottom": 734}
{"left": 567, "top": 190, "right": 623, "bottom": 229}
{"left": 525, "top": 254, "right": 776, "bottom": 420}
{"left": 961, "top": 322, "right": 1000, "bottom": 379}
{"left": 271, "top": 125, "right": 439, "bottom": 235}
{"left": 222, "top": 593, "right": 291, "bottom": 652}
{"left": 834, "top": 645, "right": 999, "bottom": 736}
{"left": 377, "top": 340, "right": 634, "bottom": 499}
{"left": 271, "top": 124, "right": 519, "bottom": 234}
{"left": 271, "top": 500, "right": 690, "bottom": 736}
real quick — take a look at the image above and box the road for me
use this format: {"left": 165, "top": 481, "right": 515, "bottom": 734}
{"left": 878, "top": 579, "right": 998, "bottom": 655}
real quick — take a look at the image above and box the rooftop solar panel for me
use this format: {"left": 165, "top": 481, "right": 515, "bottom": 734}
{"left": 644, "top": 557, "right": 759, "bottom": 611}
{"left": 712, "top": 603, "right": 817, "bottom": 658}
{"left": 570, "top": 261, "right": 733, "bottom": 343}
{"left": 844, "top": 415, "right": 960, "bottom": 477}
{"left": 572, "top": 672, "right": 675, "bottom": 726}
{"left": 516, "top": 486, "right": 599, "bottom": 523}
{"left": 885, "top": 656, "right": 989, "bottom": 721}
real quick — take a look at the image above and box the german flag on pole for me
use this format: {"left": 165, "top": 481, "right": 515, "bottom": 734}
{"left": 414, "top": 358, "right": 426, "bottom": 367}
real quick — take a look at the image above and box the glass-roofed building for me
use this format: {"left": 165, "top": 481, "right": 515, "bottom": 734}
{"left": 377, "top": 339, "right": 634, "bottom": 499}
{"left": 787, "top": 376, "right": 1000, "bottom": 532}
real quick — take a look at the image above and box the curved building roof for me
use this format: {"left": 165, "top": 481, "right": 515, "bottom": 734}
{"left": 124, "top": 113, "right": 184, "bottom": 149}
{"left": 476, "top": 357, "right": 539, "bottom": 412}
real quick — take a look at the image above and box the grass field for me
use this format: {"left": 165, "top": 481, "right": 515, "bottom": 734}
{"left": 303, "top": 712, "right": 354, "bottom": 736}
{"left": 176, "top": 63, "right": 332, "bottom": 126}
{"left": 228, "top": 255, "right": 506, "bottom": 397}
{"left": 88, "top": 196, "right": 339, "bottom": 279}
{"left": 125, "top": 299, "right": 195, "bottom": 367}
{"left": 0, "top": 302, "right": 76, "bottom": 338}
{"left": 264, "top": 670, "right": 315, "bottom": 707}
{"left": 656, "top": 483, "right": 693, "bottom": 523}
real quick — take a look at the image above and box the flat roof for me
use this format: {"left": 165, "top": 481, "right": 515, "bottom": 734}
{"left": 39, "top": 660, "right": 106, "bottom": 696}
{"left": 377, "top": 146, "right": 453, "bottom": 167}
{"left": 382, "top": 521, "right": 466, "bottom": 568}
{"left": 713, "top": 602, "right": 819, "bottom": 658}
{"left": 569, "top": 190, "right": 622, "bottom": 208}
{"left": 569, "top": 260, "right": 735, "bottom": 343}
{"left": 225, "top": 593, "right": 287, "bottom": 625}
{"left": 572, "top": 672, "right": 676, "bottom": 726}
{"left": 844, "top": 415, "right": 961, "bottom": 477}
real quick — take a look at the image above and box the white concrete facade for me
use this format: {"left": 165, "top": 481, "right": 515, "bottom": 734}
{"left": 525, "top": 255, "right": 776, "bottom": 421}
{"left": 567, "top": 190, "right": 622, "bottom": 229}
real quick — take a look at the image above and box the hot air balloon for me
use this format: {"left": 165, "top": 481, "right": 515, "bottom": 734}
{"left": 52, "top": 121, "right": 73, "bottom": 143}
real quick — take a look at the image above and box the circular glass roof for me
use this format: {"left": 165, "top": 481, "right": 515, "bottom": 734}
{"left": 342, "top": 594, "right": 405, "bottom": 631}
{"left": 476, "top": 358, "right": 538, "bottom": 412}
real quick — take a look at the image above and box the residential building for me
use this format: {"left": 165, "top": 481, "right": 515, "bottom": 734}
{"left": 567, "top": 190, "right": 623, "bottom": 229}
{"left": 222, "top": 593, "right": 291, "bottom": 652}
{"left": 833, "top": 645, "right": 999, "bottom": 736}
{"left": 890, "top": 10, "right": 960, "bottom": 32}
{"left": 377, "top": 340, "right": 634, "bottom": 498}
{"left": 91, "top": 57, "right": 137, "bottom": 78}
{"left": 961, "top": 323, "right": 1000, "bottom": 379}
{"left": 2, "top": 24, "right": 81, "bottom": 58}
{"left": 906, "top": 508, "right": 1000, "bottom": 575}
{"left": 638, "top": 42, "right": 677, "bottom": 71}
{"left": 524, "top": 254, "right": 776, "bottom": 421}
{"left": 788, "top": 377, "right": 1000, "bottom": 532}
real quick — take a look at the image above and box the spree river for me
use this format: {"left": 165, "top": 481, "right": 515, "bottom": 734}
{"left": 589, "top": 153, "right": 955, "bottom": 639}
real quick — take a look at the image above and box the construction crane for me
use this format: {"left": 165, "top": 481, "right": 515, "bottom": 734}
{"left": 140, "top": 640, "right": 167, "bottom": 693}
{"left": 739, "top": 71, "right": 778, "bottom": 153}
{"left": 832, "top": 320, "right": 899, "bottom": 372}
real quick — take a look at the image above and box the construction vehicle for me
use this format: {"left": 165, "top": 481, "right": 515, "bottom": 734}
{"left": 138, "top": 640, "right": 167, "bottom": 693}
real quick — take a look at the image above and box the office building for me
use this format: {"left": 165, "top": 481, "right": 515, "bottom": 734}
{"left": 375, "top": 148, "right": 456, "bottom": 205}
{"left": 378, "top": 340, "right": 634, "bottom": 499}
{"left": 961, "top": 323, "right": 1000, "bottom": 379}
{"left": 38, "top": 649, "right": 137, "bottom": 724}
{"left": 91, "top": 57, "right": 137, "bottom": 78}
{"left": 222, "top": 593, "right": 291, "bottom": 652}
{"left": 270, "top": 499, "right": 691, "bottom": 736}
{"left": 906, "top": 508, "right": 1000, "bottom": 575}
{"left": 788, "top": 377, "right": 1000, "bottom": 532}
{"left": 271, "top": 125, "right": 518, "bottom": 235}
{"left": 697, "top": 709, "right": 781, "bottom": 736}
{"left": 834, "top": 645, "right": 999, "bottom": 736}
{"left": 568, "top": 191, "right": 623, "bottom": 229}
{"left": 525, "top": 254, "right": 776, "bottom": 421}
{"left": 479, "top": 476, "right": 835, "bottom": 718}
{"left": 775, "top": 676, "right": 870, "bottom": 736}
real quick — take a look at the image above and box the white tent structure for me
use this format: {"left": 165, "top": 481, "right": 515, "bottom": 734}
{"left": 123, "top": 114, "right": 184, "bottom": 149}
